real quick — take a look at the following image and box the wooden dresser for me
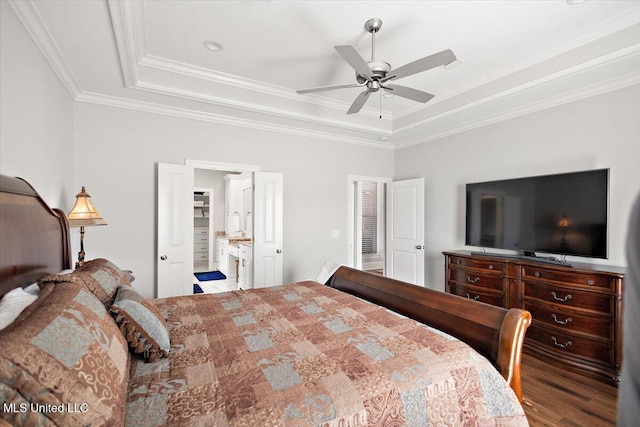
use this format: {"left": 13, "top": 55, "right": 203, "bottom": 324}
{"left": 444, "top": 251, "right": 625, "bottom": 385}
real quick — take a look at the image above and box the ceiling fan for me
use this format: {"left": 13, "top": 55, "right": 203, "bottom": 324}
{"left": 297, "top": 18, "right": 456, "bottom": 115}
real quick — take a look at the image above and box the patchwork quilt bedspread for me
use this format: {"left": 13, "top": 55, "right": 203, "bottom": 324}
{"left": 126, "top": 281, "right": 528, "bottom": 426}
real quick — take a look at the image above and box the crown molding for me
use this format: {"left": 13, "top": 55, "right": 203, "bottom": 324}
{"left": 394, "top": 71, "right": 640, "bottom": 150}
{"left": 75, "top": 91, "right": 395, "bottom": 150}
{"left": 139, "top": 54, "right": 393, "bottom": 120}
{"left": 394, "top": 41, "right": 640, "bottom": 136}
{"left": 132, "top": 78, "right": 390, "bottom": 139}
{"left": 8, "top": 0, "right": 82, "bottom": 98}
{"left": 12, "top": 0, "right": 640, "bottom": 152}
{"left": 107, "top": 0, "right": 143, "bottom": 86}
{"left": 108, "top": 0, "right": 391, "bottom": 120}
{"left": 393, "top": 7, "right": 640, "bottom": 121}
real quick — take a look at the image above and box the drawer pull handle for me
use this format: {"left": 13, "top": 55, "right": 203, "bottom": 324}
{"left": 587, "top": 279, "right": 595, "bottom": 286}
{"left": 488, "top": 264, "right": 494, "bottom": 270}
{"left": 551, "top": 336, "right": 573, "bottom": 348}
{"left": 534, "top": 272, "right": 541, "bottom": 278}
{"left": 467, "top": 275, "right": 480, "bottom": 283}
{"left": 551, "top": 291, "right": 572, "bottom": 302}
{"left": 551, "top": 314, "right": 573, "bottom": 325}
{"left": 466, "top": 293, "right": 480, "bottom": 301}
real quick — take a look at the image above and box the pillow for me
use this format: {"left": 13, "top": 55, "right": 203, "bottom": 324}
{"left": 40, "top": 258, "right": 131, "bottom": 308}
{"left": 0, "top": 281, "right": 130, "bottom": 426}
{"left": 315, "top": 259, "right": 343, "bottom": 284}
{"left": 0, "top": 287, "right": 37, "bottom": 330}
{"left": 110, "top": 286, "right": 170, "bottom": 362}
{"left": 22, "top": 282, "right": 41, "bottom": 295}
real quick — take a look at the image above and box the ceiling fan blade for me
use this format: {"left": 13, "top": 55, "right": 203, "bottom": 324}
{"left": 347, "top": 89, "right": 372, "bottom": 114}
{"left": 297, "top": 82, "right": 365, "bottom": 94}
{"left": 384, "top": 84, "right": 434, "bottom": 103}
{"left": 334, "top": 45, "right": 372, "bottom": 81}
{"left": 386, "top": 49, "right": 456, "bottom": 81}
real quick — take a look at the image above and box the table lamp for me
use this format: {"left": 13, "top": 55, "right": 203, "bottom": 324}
{"left": 67, "top": 186, "right": 107, "bottom": 268}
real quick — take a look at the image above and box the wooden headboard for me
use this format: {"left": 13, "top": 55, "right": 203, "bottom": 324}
{"left": 0, "top": 175, "right": 71, "bottom": 298}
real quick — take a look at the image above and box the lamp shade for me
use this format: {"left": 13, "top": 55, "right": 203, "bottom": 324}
{"left": 67, "top": 186, "right": 107, "bottom": 227}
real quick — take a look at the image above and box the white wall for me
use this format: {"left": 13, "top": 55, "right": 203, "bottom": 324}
{"left": 0, "top": 2, "right": 74, "bottom": 210}
{"left": 73, "top": 102, "right": 394, "bottom": 297}
{"left": 395, "top": 85, "right": 640, "bottom": 290}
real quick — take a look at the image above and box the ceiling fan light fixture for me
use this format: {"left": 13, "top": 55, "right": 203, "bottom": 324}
{"left": 203, "top": 40, "right": 223, "bottom": 52}
{"left": 296, "top": 18, "right": 455, "bottom": 115}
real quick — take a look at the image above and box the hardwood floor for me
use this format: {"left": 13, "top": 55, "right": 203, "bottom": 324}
{"left": 521, "top": 354, "right": 618, "bottom": 426}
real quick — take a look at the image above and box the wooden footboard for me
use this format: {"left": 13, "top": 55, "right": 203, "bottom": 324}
{"left": 327, "top": 266, "right": 531, "bottom": 402}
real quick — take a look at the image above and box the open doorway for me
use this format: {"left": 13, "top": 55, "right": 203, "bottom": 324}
{"left": 187, "top": 160, "right": 284, "bottom": 290}
{"left": 348, "top": 175, "right": 390, "bottom": 274}
{"left": 157, "top": 161, "right": 284, "bottom": 297}
{"left": 347, "top": 176, "right": 426, "bottom": 285}
{"left": 192, "top": 165, "right": 255, "bottom": 293}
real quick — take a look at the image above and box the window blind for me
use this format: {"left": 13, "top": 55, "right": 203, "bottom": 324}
{"left": 362, "top": 182, "right": 377, "bottom": 254}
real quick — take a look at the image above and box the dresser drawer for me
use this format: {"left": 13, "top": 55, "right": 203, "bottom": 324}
{"left": 195, "top": 243, "right": 209, "bottom": 253}
{"left": 447, "top": 282, "right": 505, "bottom": 307}
{"left": 524, "top": 301, "right": 613, "bottom": 340}
{"left": 194, "top": 234, "right": 209, "bottom": 244}
{"left": 449, "top": 268, "right": 504, "bottom": 291}
{"left": 526, "top": 324, "right": 614, "bottom": 368}
{"left": 194, "top": 227, "right": 208, "bottom": 236}
{"left": 522, "top": 266, "right": 614, "bottom": 290}
{"left": 523, "top": 281, "right": 613, "bottom": 315}
{"left": 448, "top": 256, "right": 505, "bottom": 273}
{"left": 194, "top": 252, "right": 209, "bottom": 262}
{"left": 443, "top": 251, "right": 624, "bottom": 384}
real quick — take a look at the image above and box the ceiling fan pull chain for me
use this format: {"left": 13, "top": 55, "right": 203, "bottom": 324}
{"left": 379, "top": 90, "right": 382, "bottom": 119}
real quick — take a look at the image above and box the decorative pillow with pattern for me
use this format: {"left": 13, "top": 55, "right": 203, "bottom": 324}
{"left": 40, "top": 258, "right": 131, "bottom": 308}
{"left": 110, "top": 286, "right": 170, "bottom": 362}
{"left": 0, "top": 281, "right": 130, "bottom": 426}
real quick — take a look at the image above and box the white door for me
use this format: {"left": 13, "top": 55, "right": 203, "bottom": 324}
{"left": 252, "top": 171, "right": 283, "bottom": 288}
{"left": 354, "top": 181, "right": 364, "bottom": 269}
{"left": 386, "top": 178, "right": 425, "bottom": 285}
{"left": 157, "top": 163, "right": 194, "bottom": 297}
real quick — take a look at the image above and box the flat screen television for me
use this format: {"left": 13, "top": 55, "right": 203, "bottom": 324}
{"left": 465, "top": 169, "right": 608, "bottom": 260}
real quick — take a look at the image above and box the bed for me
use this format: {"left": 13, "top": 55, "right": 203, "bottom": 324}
{"left": 0, "top": 175, "right": 531, "bottom": 426}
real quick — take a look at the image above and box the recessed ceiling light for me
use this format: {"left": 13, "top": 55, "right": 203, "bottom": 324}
{"left": 566, "top": 0, "right": 588, "bottom": 5}
{"left": 203, "top": 40, "right": 223, "bottom": 52}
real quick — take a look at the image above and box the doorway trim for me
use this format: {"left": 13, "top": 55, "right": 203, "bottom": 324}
{"left": 186, "top": 159, "right": 261, "bottom": 173}
{"left": 347, "top": 175, "right": 391, "bottom": 270}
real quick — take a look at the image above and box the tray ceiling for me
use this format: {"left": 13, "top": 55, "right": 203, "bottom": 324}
{"left": 9, "top": 0, "right": 640, "bottom": 149}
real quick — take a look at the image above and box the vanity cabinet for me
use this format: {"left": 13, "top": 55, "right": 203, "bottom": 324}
{"left": 216, "top": 237, "right": 229, "bottom": 275}
{"left": 444, "top": 251, "right": 624, "bottom": 385}
{"left": 238, "top": 243, "right": 252, "bottom": 289}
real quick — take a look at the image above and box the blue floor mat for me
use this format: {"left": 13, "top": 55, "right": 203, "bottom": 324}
{"left": 195, "top": 270, "right": 226, "bottom": 281}
{"left": 193, "top": 283, "right": 204, "bottom": 294}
